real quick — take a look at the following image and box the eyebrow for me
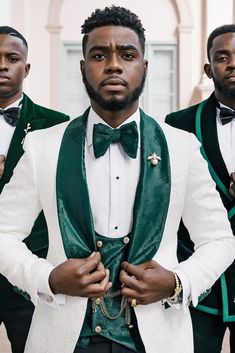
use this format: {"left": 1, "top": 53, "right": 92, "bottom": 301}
{"left": 213, "top": 49, "right": 230, "bottom": 56}
{"left": 88, "top": 44, "right": 139, "bottom": 53}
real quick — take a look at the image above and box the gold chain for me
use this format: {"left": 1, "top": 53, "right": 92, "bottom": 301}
{"left": 91, "top": 290, "right": 133, "bottom": 328}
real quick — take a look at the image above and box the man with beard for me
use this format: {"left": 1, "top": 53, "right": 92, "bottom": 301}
{"left": 166, "top": 24, "right": 235, "bottom": 353}
{"left": 0, "top": 8, "right": 234, "bottom": 353}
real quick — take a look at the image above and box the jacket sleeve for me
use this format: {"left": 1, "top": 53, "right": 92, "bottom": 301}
{"left": 0, "top": 134, "right": 55, "bottom": 306}
{"left": 174, "top": 134, "right": 235, "bottom": 307}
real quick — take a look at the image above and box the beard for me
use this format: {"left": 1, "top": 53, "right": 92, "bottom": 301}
{"left": 82, "top": 71, "right": 146, "bottom": 111}
{"left": 213, "top": 75, "right": 235, "bottom": 98}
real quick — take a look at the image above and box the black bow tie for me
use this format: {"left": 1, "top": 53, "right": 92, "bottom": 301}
{"left": 219, "top": 107, "right": 235, "bottom": 125}
{"left": 93, "top": 121, "right": 139, "bottom": 159}
{"left": 0, "top": 107, "right": 21, "bottom": 126}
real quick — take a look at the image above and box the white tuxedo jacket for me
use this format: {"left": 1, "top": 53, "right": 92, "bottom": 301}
{"left": 0, "top": 120, "right": 234, "bottom": 353}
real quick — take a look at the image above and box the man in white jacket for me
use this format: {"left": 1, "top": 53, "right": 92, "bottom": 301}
{"left": 0, "top": 6, "right": 234, "bottom": 353}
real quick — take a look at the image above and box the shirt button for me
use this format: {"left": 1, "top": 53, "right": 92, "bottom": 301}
{"left": 115, "top": 226, "right": 118, "bottom": 230}
{"left": 96, "top": 240, "right": 103, "bottom": 248}
{"left": 95, "top": 325, "right": 102, "bottom": 333}
{"left": 123, "top": 236, "right": 130, "bottom": 244}
{"left": 45, "top": 295, "right": 53, "bottom": 303}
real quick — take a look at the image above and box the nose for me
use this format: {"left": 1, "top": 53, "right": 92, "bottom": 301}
{"left": 105, "top": 54, "right": 123, "bottom": 74}
{"left": 0, "top": 57, "right": 8, "bottom": 71}
{"left": 227, "top": 54, "right": 235, "bottom": 69}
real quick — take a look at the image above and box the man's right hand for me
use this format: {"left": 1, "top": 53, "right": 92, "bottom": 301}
{"left": 49, "top": 252, "right": 111, "bottom": 297}
{"left": 0, "top": 154, "right": 5, "bottom": 178}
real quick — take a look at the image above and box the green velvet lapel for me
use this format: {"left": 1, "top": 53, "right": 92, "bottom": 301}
{"left": 0, "top": 94, "right": 46, "bottom": 192}
{"left": 56, "top": 108, "right": 171, "bottom": 263}
{"left": 199, "top": 93, "right": 230, "bottom": 192}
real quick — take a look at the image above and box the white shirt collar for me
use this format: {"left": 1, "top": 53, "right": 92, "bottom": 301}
{"left": 86, "top": 107, "right": 141, "bottom": 148}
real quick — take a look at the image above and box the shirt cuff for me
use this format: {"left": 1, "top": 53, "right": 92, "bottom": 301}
{"left": 37, "top": 264, "right": 66, "bottom": 308}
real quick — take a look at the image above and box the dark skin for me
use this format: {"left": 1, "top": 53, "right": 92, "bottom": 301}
{"left": 0, "top": 34, "right": 30, "bottom": 174}
{"left": 49, "top": 26, "right": 176, "bottom": 303}
{"left": 204, "top": 32, "right": 235, "bottom": 198}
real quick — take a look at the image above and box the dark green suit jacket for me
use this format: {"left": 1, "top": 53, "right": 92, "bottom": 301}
{"left": 165, "top": 92, "right": 235, "bottom": 321}
{"left": 0, "top": 94, "right": 69, "bottom": 310}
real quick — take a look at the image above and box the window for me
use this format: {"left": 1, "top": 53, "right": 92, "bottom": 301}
{"left": 61, "top": 42, "right": 178, "bottom": 120}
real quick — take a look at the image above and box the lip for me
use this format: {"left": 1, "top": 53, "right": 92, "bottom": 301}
{"left": 102, "top": 77, "right": 126, "bottom": 86}
{"left": 225, "top": 75, "right": 235, "bottom": 81}
{"left": 0, "top": 76, "right": 9, "bottom": 82}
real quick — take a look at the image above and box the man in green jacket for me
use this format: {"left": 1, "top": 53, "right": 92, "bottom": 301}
{"left": 166, "top": 24, "right": 235, "bottom": 353}
{"left": 0, "top": 26, "right": 69, "bottom": 353}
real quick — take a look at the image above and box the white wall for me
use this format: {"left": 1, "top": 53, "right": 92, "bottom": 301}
{"left": 1, "top": 0, "right": 235, "bottom": 112}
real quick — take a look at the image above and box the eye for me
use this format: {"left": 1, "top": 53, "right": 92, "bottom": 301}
{"left": 92, "top": 53, "right": 106, "bottom": 61}
{"left": 215, "top": 55, "right": 228, "bottom": 63}
{"left": 8, "top": 57, "right": 19, "bottom": 63}
{"left": 122, "top": 52, "right": 135, "bottom": 61}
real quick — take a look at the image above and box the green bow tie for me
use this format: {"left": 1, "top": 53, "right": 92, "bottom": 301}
{"left": 93, "top": 121, "right": 139, "bottom": 159}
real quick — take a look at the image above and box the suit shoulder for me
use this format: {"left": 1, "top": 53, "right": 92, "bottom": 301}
{"left": 159, "top": 121, "right": 200, "bottom": 150}
{"left": 165, "top": 104, "right": 199, "bottom": 132}
{"left": 24, "top": 120, "right": 70, "bottom": 148}
{"left": 33, "top": 103, "right": 69, "bottom": 124}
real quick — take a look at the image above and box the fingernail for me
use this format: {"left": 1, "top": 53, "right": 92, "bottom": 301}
{"left": 89, "top": 252, "right": 96, "bottom": 257}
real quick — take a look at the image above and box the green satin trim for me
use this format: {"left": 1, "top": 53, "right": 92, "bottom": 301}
{"left": 56, "top": 108, "right": 171, "bottom": 264}
{"left": 195, "top": 100, "right": 233, "bottom": 202}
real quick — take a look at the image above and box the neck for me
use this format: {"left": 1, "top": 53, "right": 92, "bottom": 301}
{"left": 215, "top": 90, "right": 235, "bottom": 110}
{"left": 91, "top": 101, "right": 139, "bottom": 128}
{"left": 0, "top": 91, "right": 23, "bottom": 109}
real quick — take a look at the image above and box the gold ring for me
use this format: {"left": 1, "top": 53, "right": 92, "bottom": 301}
{"left": 131, "top": 298, "right": 138, "bottom": 308}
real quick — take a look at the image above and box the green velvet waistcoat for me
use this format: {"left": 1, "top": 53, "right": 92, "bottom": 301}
{"left": 56, "top": 108, "right": 171, "bottom": 351}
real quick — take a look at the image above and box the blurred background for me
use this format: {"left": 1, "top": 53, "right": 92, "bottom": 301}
{"left": 1, "top": 0, "right": 235, "bottom": 120}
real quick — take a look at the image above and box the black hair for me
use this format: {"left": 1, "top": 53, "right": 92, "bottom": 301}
{"left": 0, "top": 26, "right": 28, "bottom": 48}
{"left": 207, "top": 24, "right": 235, "bottom": 62}
{"left": 81, "top": 5, "right": 145, "bottom": 55}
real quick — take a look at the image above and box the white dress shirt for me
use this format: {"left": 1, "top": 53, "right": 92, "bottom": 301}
{"left": 0, "top": 96, "right": 23, "bottom": 156}
{"left": 216, "top": 103, "right": 235, "bottom": 175}
{"left": 85, "top": 108, "right": 140, "bottom": 237}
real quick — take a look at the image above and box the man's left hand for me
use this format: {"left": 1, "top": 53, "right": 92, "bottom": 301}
{"left": 120, "top": 260, "right": 175, "bottom": 305}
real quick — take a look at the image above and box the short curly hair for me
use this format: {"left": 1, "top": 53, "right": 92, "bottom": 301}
{"left": 207, "top": 24, "right": 235, "bottom": 62}
{"left": 81, "top": 6, "right": 145, "bottom": 55}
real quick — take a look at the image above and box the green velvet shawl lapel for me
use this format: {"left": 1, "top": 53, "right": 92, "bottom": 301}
{"left": 198, "top": 93, "right": 230, "bottom": 190}
{"left": 195, "top": 93, "right": 234, "bottom": 203}
{"left": 56, "top": 108, "right": 171, "bottom": 264}
{"left": 0, "top": 94, "right": 46, "bottom": 192}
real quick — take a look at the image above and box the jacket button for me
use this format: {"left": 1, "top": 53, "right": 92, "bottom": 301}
{"left": 95, "top": 325, "right": 102, "bottom": 333}
{"left": 123, "top": 236, "right": 130, "bottom": 244}
{"left": 96, "top": 240, "right": 103, "bottom": 248}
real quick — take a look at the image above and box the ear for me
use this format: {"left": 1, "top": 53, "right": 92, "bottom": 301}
{"left": 144, "top": 59, "right": 148, "bottom": 75}
{"left": 204, "top": 63, "right": 212, "bottom": 79}
{"left": 80, "top": 60, "right": 85, "bottom": 81}
{"left": 24, "top": 63, "right": 31, "bottom": 78}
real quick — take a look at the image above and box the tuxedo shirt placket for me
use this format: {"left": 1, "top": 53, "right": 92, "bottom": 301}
{"left": 0, "top": 97, "right": 22, "bottom": 156}
{"left": 216, "top": 106, "right": 235, "bottom": 174}
{"left": 85, "top": 108, "right": 140, "bottom": 238}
